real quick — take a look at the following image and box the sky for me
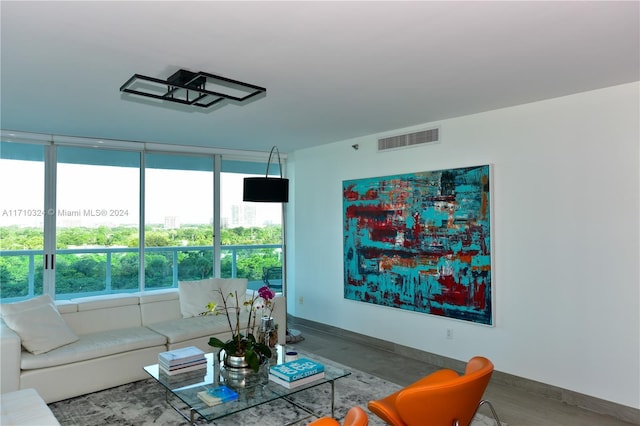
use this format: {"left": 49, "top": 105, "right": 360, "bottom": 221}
{"left": 0, "top": 160, "right": 281, "bottom": 228}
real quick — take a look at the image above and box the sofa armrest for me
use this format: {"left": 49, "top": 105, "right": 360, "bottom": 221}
{"left": 0, "top": 320, "right": 22, "bottom": 392}
{"left": 0, "top": 388, "right": 60, "bottom": 425}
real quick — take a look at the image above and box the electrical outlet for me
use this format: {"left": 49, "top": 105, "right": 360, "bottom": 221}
{"left": 298, "top": 296, "right": 304, "bottom": 305}
{"left": 446, "top": 328, "right": 454, "bottom": 340}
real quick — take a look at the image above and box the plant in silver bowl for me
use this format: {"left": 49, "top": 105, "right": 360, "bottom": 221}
{"left": 202, "top": 286, "right": 275, "bottom": 372}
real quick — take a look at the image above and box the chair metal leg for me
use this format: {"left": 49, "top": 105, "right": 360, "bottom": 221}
{"left": 478, "top": 400, "right": 502, "bottom": 426}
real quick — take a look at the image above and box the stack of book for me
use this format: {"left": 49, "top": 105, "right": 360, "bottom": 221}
{"left": 158, "top": 346, "right": 206, "bottom": 376}
{"left": 268, "top": 357, "right": 325, "bottom": 389}
{"left": 158, "top": 368, "right": 206, "bottom": 388}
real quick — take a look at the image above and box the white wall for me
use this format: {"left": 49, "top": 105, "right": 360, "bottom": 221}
{"left": 287, "top": 82, "right": 639, "bottom": 409}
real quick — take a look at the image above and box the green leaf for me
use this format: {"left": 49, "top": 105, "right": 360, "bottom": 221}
{"left": 223, "top": 340, "right": 240, "bottom": 354}
{"left": 254, "top": 342, "right": 272, "bottom": 359}
{"left": 207, "top": 337, "right": 226, "bottom": 348}
{"left": 245, "top": 349, "right": 260, "bottom": 372}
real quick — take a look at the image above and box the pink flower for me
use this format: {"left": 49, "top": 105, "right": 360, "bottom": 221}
{"left": 258, "top": 285, "right": 276, "bottom": 301}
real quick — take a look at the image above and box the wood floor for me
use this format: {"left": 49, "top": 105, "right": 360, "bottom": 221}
{"left": 288, "top": 321, "right": 637, "bottom": 426}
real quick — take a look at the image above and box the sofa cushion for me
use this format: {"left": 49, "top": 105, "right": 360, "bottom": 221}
{"left": 145, "top": 313, "right": 247, "bottom": 344}
{"left": 54, "top": 300, "right": 78, "bottom": 315}
{"left": 139, "top": 289, "right": 181, "bottom": 325}
{"left": 62, "top": 303, "right": 143, "bottom": 335}
{"left": 138, "top": 288, "right": 180, "bottom": 304}
{"left": 178, "top": 278, "right": 248, "bottom": 318}
{"left": 1, "top": 296, "right": 79, "bottom": 355}
{"left": 178, "top": 279, "right": 216, "bottom": 318}
{"left": 20, "top": 326, "right": 167, "bottom": 370}
{"left": 70, "top": 293, "right": 140, "bottom": 311}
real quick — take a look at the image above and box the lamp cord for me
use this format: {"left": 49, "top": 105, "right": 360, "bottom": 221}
{"left": 265, "top": 146, "right": 283, "bottom": 179}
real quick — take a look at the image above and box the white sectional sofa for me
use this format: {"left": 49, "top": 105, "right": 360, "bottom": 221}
{"left": 0, "top": 388, "right": 60, "bottom": 425}
{"left": 0, "top": 280, "right": 286, "bottom": 404}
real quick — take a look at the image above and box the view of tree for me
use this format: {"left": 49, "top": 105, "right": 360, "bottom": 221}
{"left": 0, "top": 224, "right": 282, "bottom": 299}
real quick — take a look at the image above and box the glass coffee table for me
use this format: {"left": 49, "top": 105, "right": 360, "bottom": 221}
{"left": 144, "top": 346, "right": 351, "bottom": 425}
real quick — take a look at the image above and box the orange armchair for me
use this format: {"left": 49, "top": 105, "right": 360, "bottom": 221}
{"left": 308, "top": 406, "right": 369, "bottom": 426}
{"left": 368, "top": 356, "right": 500, "bottom": 426}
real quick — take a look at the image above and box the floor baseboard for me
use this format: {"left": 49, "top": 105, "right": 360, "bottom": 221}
{"left": 290, "top": 316, "right": 640, "bottom": 425}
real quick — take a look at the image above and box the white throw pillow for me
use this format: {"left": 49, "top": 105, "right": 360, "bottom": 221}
{"left": 1, "top": 300, "right": 79, "bottom": 354}
{"left": 178, "top": 279, "right": 217, "bottom": 318}
{"left": 0, "top": 294, "right": 53, "bottom": 316}
{"left": 214, "top": 278, "right": 249, "bottom": 307}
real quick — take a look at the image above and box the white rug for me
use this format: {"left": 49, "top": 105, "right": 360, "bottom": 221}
{"left": 49, "top": 355, "right": 502, "bottom": 425}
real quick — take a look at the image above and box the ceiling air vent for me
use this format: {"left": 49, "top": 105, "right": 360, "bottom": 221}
{"left": 378, "top": 127, "right": 440, "bottom": 152}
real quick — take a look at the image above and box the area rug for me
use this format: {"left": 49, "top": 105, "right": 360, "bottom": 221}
{"left": 49, "top": 354, "right": 501, "bottom": 425}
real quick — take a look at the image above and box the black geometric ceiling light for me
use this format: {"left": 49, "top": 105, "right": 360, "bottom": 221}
{"left": 119, "top": 68, "right": 266, "bottom": 109}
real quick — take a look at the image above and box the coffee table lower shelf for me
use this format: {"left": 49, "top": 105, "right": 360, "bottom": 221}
{"left": 144, "top": 350, "right": 351, "bottom": 425}
{"left": 163, "top": 379, "right": 339, "bottom": 426}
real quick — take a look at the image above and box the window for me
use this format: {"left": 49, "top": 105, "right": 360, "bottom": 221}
{"left": 0, "top": 142, "right": 46, "bottom": 299}
{"left": 55, "top": 146, "right": 140, "bottom": 298}
{"left": 0, "top": 133, "right": 285, "bottom": 301}
{"left": 220, "top": 159, "right": 284, "bottom": 291}
{"left": 144, "top": 153, "right": 214, "bottom": 289}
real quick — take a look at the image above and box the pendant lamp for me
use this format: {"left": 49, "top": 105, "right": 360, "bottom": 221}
{"left": 243, "top": 146, "right": 289, "bottom": 203}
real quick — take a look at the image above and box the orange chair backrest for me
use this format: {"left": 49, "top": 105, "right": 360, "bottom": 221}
{"left": 395, "top": 356, "right": 494, "bottom": 426}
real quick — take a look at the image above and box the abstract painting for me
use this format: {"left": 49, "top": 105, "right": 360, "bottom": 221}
{"left": 343, "top": 165, "right": 493, "bottom": 325}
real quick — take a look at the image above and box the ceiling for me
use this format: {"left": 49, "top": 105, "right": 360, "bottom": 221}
{"left": 1, "top": 1, "right": 638, "bottom": 154}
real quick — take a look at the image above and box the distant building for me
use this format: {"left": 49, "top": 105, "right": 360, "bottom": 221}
{"left": 164, "top": 216, "right": 179, "bottom": 229}
{"left": 228, "top": 204, "right": 257, "bottom": 228}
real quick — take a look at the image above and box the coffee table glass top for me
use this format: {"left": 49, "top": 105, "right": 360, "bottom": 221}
{"left": 144, "top": 346, "right": 351, "bottom": 423}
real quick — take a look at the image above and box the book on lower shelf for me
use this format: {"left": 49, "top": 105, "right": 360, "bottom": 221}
{"left": 196, "top": 385, "right": 239, "bottom": 406}
{"left": 269, "top": 371, "right": 325, "bottom": 389}
{"left": 158, "top": 346, "right": 205, "bottom": 367}
{"left": 269, "top": 357, "right": 325, "bottom": 382}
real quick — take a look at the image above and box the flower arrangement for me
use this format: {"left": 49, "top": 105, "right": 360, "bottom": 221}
{"left": 203, "top": 285, "right": 276, "bottom": 372}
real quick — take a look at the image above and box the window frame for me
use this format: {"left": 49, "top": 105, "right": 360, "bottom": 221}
{"left": 0, "top": 130, "right": 286, "bottom": 301}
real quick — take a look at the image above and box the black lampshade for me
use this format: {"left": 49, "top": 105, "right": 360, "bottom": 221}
{"left": 243, "top": 177, "right": 289, "bottom": 202}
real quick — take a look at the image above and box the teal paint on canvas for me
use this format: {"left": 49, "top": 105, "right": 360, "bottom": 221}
{"left": 343, "top": 165, "right": 493, "bottom": 325}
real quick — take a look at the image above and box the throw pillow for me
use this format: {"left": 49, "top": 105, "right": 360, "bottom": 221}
{"left": 214, "top": 278, "right": 249, "bottom": 307}
{"left": 0, "top": 294, "right": 53, "bottom": 316}
{"left": 178, "top": 279, "right": 216, "bottom": 318}
{"left": 1, "top": 302, "right": 79, "bottom": 354}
